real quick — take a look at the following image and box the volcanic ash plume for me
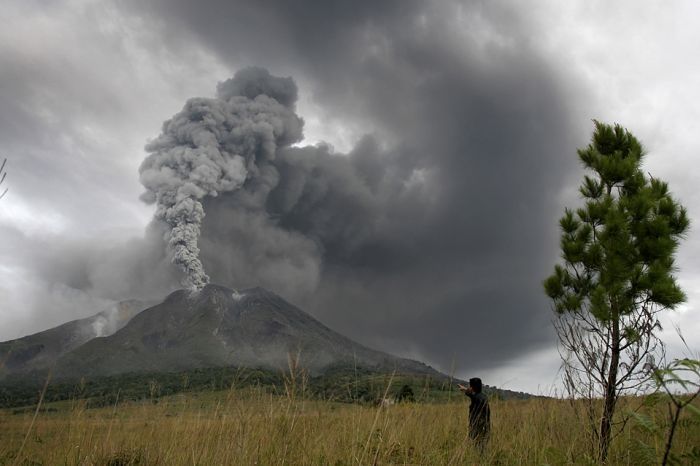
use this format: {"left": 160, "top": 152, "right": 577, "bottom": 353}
{"left": 139, "top": 67, "right": 304, "bottom": 289}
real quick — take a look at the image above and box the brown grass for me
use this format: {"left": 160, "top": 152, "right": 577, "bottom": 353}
{"left": 1, "top": 386, "right": 698, "bottom": 465}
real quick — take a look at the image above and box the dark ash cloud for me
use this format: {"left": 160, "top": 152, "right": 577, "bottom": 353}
{"left": 119, "top": 2, "right": 577, "bottom": 370}
{"left": 15, "top": 0, "right": 585, "bottom": 376}
{"left": 114, "top": 0, "right": 584, "bottom": 375}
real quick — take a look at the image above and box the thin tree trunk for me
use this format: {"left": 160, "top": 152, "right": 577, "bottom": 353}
{"left": 599, "top": 317, "right": 620, "bottom": 462}
{"left": 661, "top": 403, "right": 682, "bottom": 466}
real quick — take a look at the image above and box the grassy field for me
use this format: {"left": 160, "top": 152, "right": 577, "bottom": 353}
{"left": 1, "top": 381, "right": 699, "bottom": 466}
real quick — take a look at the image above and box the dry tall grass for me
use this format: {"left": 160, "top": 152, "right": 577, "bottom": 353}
{"left": 1, "top": 385, "right": 698, "bottom": 465}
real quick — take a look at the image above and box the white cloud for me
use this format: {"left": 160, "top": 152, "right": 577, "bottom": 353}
{"left": 477, "top": 344, "right": 563, "bottom": 397}
{"left": 529, "top": 0, "right": 700, "bottom": 371}
{"left": 0, "top": 196, "right": 69, "bottom": 235}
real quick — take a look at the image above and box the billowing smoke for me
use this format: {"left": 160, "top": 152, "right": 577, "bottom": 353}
{"left": 20, "top": 49, "right": 576, "bottom": 377}
{"left": 138, "top": 67, "right": 303, "bottom": 289}
{"left": 133, "top": 58, "right": 575, "bottom": 375}
{"left": 4, "top": 0, "right": 589, "bottom": 381}
{"left": 89, "top": 300, "right": 147, "bottom": 337}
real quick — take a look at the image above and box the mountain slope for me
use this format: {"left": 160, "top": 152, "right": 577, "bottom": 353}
{"left": 0, "top": 299, "right": 151, "bottom": 377}
{"left": 52, "top": 284, "right": 439, "bottom": 380}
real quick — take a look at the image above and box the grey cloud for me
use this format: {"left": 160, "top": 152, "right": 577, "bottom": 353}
{"left": 1, "top": 0, "right": 587, "bottom": 379}
{"left": 0, "top": 2, "right": 180, "bottom": 246}
{"left": 117, "top": 0, "right": 584, "bottom": 375}
{"left": 1, "top": 0, "right": 696, "bottom": 396}
{"left": 217, "top": 67, "right": 298, "bottom": 108}
{"left": 23, "top": 222, "right": 179, "bottom": 302}
{"left": 0, "top": 4, "right": 180, "bottom": 337}
{"left": 0, "top": 220, "right": 180, "bottom": 340}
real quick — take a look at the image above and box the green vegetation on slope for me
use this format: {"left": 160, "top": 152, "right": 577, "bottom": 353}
{"left": 0, "top": 363, "right": 531, "bottom": 410}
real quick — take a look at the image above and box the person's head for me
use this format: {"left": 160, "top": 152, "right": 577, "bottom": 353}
{"left": 469, "top": 377, "right": 483, "bottom": 393}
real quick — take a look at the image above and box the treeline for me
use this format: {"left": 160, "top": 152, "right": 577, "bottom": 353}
{"left": 0, "top": 364, "right": 533, "bottom": 410}
{"left": 0, "top": 366, "right": 282, "bottom": 409}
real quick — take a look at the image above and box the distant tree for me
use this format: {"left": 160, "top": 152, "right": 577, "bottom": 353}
{"left": 0, "top": 158, "right": 7, "bottom": 200}
{"left": 543, "top": 121, "right": 689, "bottom": 462}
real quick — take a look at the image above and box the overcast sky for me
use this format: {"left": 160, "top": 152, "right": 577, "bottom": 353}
{"left": 1, "top": 0, "right": 699, "bottom": 394}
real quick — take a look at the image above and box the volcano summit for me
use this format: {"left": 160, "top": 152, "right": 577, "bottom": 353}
{"left": 1, "top": 284, "right": 438, "bottom": 381}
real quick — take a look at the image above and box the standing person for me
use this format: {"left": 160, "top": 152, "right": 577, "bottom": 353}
{"left": 458, "top": 377, "right": 490, "bottom": 452}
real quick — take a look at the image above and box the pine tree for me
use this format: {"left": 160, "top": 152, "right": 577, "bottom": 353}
{"left": 544, "top": 121, "right": 689, "bottom": 462}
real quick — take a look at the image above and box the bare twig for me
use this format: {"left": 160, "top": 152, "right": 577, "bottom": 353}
{"left": 0, "top": 157, "right": 8, "bottom": 200}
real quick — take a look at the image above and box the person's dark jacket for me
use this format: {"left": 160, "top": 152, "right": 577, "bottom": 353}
{"left": 466, "top": 391, "right": 490, "bottom": 440}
